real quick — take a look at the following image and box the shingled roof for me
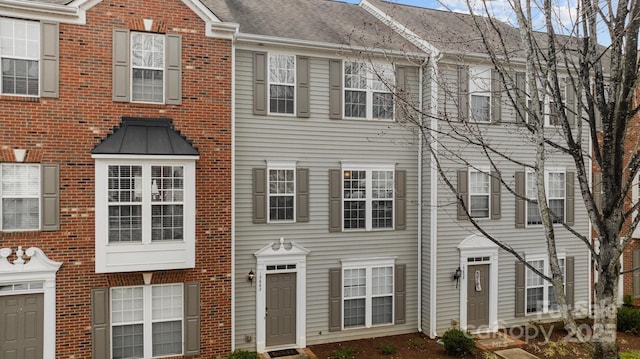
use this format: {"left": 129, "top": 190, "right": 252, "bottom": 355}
{"left": 202, "top": 0, "right": 420, "bottom": 53}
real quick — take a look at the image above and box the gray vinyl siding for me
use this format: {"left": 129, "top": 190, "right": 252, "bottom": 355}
{"left": 234, "top": 49, "right": 421, "bottom": 348}
{"left": 429, "top": 59, "right": 591, "bottom": 335}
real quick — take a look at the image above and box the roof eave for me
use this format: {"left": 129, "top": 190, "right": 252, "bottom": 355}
{"left": 0, "top": 0, "right": 101, "bottom": 24}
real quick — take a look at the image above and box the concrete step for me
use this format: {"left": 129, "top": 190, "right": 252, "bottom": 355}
{"left": 475, "top": 331, "right": 526, "bottom": 351}
{"left": 259, "top": 348, "right": 312, "bottom": 359}
{"left": 494, "top": 348, "right": 540, "bottom": 359}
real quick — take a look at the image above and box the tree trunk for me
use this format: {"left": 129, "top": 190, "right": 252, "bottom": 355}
{"left": 592, "top": 266, "right": 619, "bottom": 359}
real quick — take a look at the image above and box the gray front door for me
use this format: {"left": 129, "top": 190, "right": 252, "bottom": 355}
{"left": 467, "top": 264, "right": 490, "bottom": 330}
{"left": 0, "top": 294, "right": 44, "bottom": 359}
{"left": 266, "top": 273, "right": 296, "bottom": 347}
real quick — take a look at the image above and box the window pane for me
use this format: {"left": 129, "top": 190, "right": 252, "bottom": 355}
{"left": 526, "top": 260, "right": 544, "bottom": 287}
{"left": 548, "top": 173, "right": 565, "bottom": 197}
{"left": 343, "top": 268, "right": 366, "bottom": 298}
{"left": 132, "top": 68, "right": 163, "bottom": 102}
{"left": 470, "top": 195, "right": 489, "bottom": 218}
{"left": 372, "top": 267, "right": 393, "bottom": 295}
{"left": 269, "top": 54, "right": 295, "bottom": 84}
{"left": 2, "top": 198, "right": 39, "bottom": 230}
{"left": 372, "top": 92, "right": 393, "bottom": 119}
{"left": 1, "top": 164, "right": 40, "bottom": 230}
{"left": 343, "top": 298, "right": 365, "bottom": 328}
{"left": 372, "top": 296, "right": 392, "bottom": 325}
{"left": 344, "top": 62, "right": 366, "bottom": 89}
{"left": 345, "top": 90, "right": 366, "bottom": 118}
{"left": 343, "top": 170, "right": 366, "bottom": 229}
{"left": 109, "top": 205, "right": 143, "bottom": 242}
{"left": 152, "top": 321, "right": 182, "bottom": 356}
{"left": 269, "top": 84, "right": 294, "bottom": 114}
{"left": 471, "top": 95, "right": 490, "bottom": 122}
{"left": 2, "top": 59, "right": 38, "bottom": 95}
{"left": 112, "top": 324, "right": 144, "bottom": 359}
{"left": 469, "top": 171, "right": 489, "bottom": 218}
{"left": 268, "top": 169, "right": 295, "bottom": 221}
{"left": 549, "top": 199, "right": 565, "bottom": 223}
{"left": 151, "top": 205, "right": 183, "bottom": 241}
{"left": 526, "top": 287, "right": 543, "bottom": 313}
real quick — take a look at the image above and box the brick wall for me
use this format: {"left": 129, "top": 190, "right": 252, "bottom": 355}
{"left": 0, "top": 0, "right": 232, "bottom": 357}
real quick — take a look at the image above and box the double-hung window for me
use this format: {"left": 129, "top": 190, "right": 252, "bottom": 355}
{"left": 469, "top": 67, "right": 491, "bottom": 123}
{"left": 342, "top": 258, "right": 394, "bottom": 329}
{"left": 111, "top": 283, "right": 183, "bottom": 358}
{"left": 525, "top": 255, "right": 565, "bottom": 314}
{"left": 342, "top": 167, "right": 394, "bottom": 230}
{"left": 469, "top": 169, "right": 490, "bottom": 218}
{"left": 547, "top": 79, "right": 566, "bottom": 127}
{"left": 108, "top": 164, "right": 184, "bottom": 243}
{"left": 344, "top": 61, "right": 394, "bottom": 120}
{"left": 269, "top": 53, "right": 295, "bottom": 114}
{"left": 0, "top": 18, "right": 39, "bottom": 96}
{"left": 268, "top": 163, "right": 295, "bottom": 222}
{"left": 1, "top": 164, "right": 40, "bottom": 230}
{"left": 526, "top": 171, "right": 566, "bottom": 225}
{"left": 131, "top": 32, "right": 164, "bottom": 103}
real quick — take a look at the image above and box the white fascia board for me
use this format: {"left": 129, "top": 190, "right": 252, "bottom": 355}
{"left": 235, "top": 33, "right": 426, "bottom": 59}
{"left": 0, "top": 0, "right": 101, "bottom": 24}
{"left": 359, "top": 0, "right": 440, "bottom": 59}
{"left": 179, "top": 0, "right": 239, "bottom": 39}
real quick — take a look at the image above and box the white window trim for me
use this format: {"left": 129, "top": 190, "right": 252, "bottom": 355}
{"left": 0, "top": 163, "right": 41, "bottom": 231}
{"left": 524, "top": 253, "right": 566, "bottom": 315}
{"left": 93, "top": 156, "right": 197, "bottom": 273}
{"left": 266, "top": 161, "right": 296, "bottom": 223}
{"left": 468, "top": 66, "right": 491, "bottom": 123}
{"left": 468, "top": 166, "right": 490, "bottom": 219}
{"left": 341, "top": 257, "right": 396, "bottom": 330}
{"left": 110, "top": 283, "right": 184, "bottom": 358}
{"left": 340, "top": 163, "right": 395, "bottom": 231}
{"left": 342, "top": 60, "right": 395, "bottom": 121}
{"left": 0, "top": 17, "right": 40, "bottom": 98}
{"left": 525, "top": 168, "right": 566, "bottom": 227}
{"left": 130, "top": 31, "right": 166, "bottom": 104}
{"left": 267, "top": 53, "right": 296, "bottom": 116}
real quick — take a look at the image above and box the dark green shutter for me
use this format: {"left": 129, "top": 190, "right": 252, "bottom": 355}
{"left": 165, "top": 34, "right": 182, "bottom": 105}
{"left": 297, "top": 56, "right": 310, "bottom": 118}
{"left": 566, "top": 257, "right": 574, "bottom": 308}
{"left": 457, "top": 170, "right": 468, "bottom": 220}
{"left": 633, "top": 249, "right": 640, "bottom": 298}
{"left": 593, "top": 172, "right": 602, "bottom": 210}
{"left": 253, "top": 52, "right": 267, "bottom": 115}
{"left": 253, "top": 168, "right": 266, "bottom": 224}
{"left": 112, "top": 29, "right": 130, "bottom": 102}
{"left": 396, "top": 66, "right": 407, "bottom": 123}
{"left": 565, "top": 79, "right": 575, "bottom": 126}
{"left": 515, "top": 262, "right": 525, "bottom": 317}
{"left": 92, "top": 288, "right": 110, "bottom": 359}
{"left": 395, "top": 264, "right": 406, "bottom": 324}
{"left": 40, "top": 21, "right": 59, "bottom": 98}
{"left": 184, "top": 282, "right": 200, "bottom": 355}
{"left": 491, "top": 69, "right": 501, "bottom": 123}
{"left": 328, "top": 169, "right": 342, "bottom": 232}
{"left": 329, "top": 60, "right": 342, "bottom": 120}
{"left": 491, "top": 171, "right": 501, "bottom": 220}
{"left": 41, "top": 164, "right": 59, "bottom": 231}
{"left": 395, "top": 170, "right": 406, "bottom": 230}
{"left": 458, "top": 65, "right": 469, "bottom": 121}
{"left": 297, "top": 168, "right": 309, "bottom": 222}
{"left": 566, "top": 172, "right": 575, "bottom": 226}
{"left": 515, "top": 72, "right": 526, "bottom": 125}
{"left": 515, "top": 171, "right": 525, "bottom": 228}
{"left": 329, "top": 268, "right": 342, "bottom": 331}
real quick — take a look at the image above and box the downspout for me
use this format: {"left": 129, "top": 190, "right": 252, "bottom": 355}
{"left": 417, "top": 63, "right": 423, "bottom": 333}
{"left": 429, "top": 53, "right": 442, "bottom": 339}
{"left": 230, "top": 30, "right": 237, "bottom": 351}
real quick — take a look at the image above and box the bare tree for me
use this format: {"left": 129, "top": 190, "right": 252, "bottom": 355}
{"left": 354, "top": 0, "right": 640, "bottom": 357}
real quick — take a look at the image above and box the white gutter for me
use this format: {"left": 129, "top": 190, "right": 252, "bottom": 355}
{"left": 429, "top": 54, "right": 441, "bottom": 339}
{"left": 0, "top": 0, "right": 98, "bottom": 24}
{"left": 235, "top": 33, "right": 425, "bottom": 59}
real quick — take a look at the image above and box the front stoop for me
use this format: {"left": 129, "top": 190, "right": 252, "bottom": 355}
{"left": 258, "top": 348, "right": 313, "bottom": 359}
{"left": 494, "top": 348, "right": 540, "bottom": 359}
{"left": 475, "top": 331, "right": 527, "bottom": 351}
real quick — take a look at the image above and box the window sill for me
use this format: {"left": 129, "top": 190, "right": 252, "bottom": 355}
{"left": 96, "top": 240, "right": 194, "bottom": 273}
{"left": 0, "top": 95, "right": 39, "bottom": 102}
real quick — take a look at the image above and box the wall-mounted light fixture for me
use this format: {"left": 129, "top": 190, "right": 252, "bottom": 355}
{"left": 247, "top": 269, "right": 255, "bottom": 285}
{"left": 453, "top": 267, "right": 462, "bottom": 288}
